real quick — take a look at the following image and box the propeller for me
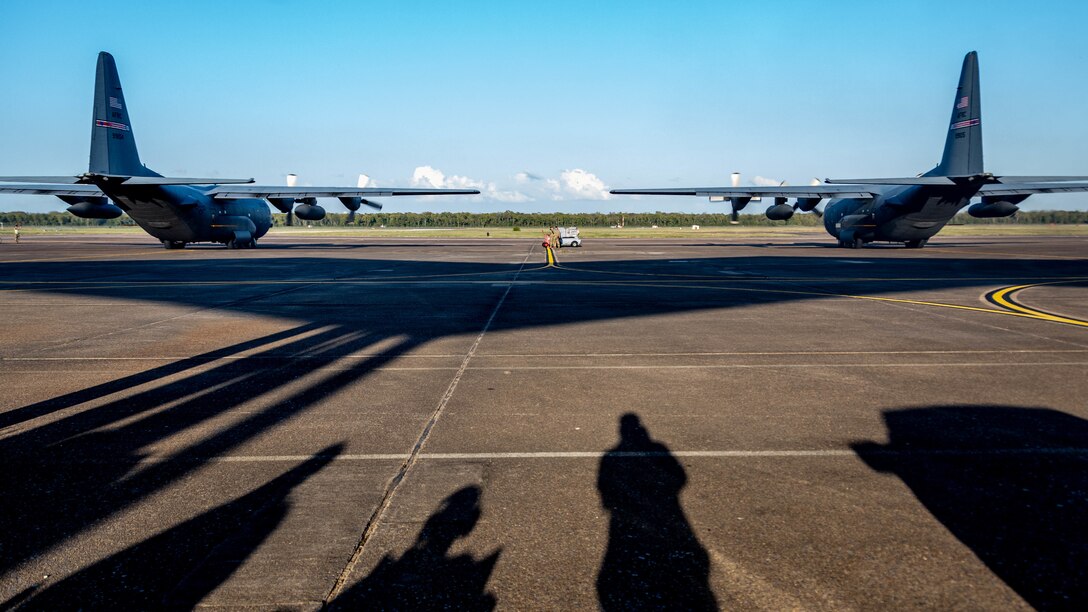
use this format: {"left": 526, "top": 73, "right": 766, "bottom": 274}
{"left": 344, "top": 174, "right": 369, "bottom": 223}
{"left": 809, "top": 178, "right": 824, "bottom": 217}
{"left": 285, "top": 174, "right": 298, "bottom": 226}
{"left": 791, "top": 178, "right": 825, "bottom": 218}
{"left": 729, "top": 172, "right": 745, "bottom": 224}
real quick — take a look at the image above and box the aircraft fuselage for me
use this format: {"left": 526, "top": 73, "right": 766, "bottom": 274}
{"left": 103, "top": 184, "right": 272, "bottom": 247}
{"left": 823, "top": 184, "right": 981, "bottom": 245}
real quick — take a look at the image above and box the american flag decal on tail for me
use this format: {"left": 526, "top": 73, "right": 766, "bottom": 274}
{"left": 950, "top": 118, "right": 980, "bottom": 130}
{"left": 109, "top": 96, "right": 122, "bottom": 109}
{"left": 956, "top": 96, "right": 969, "bottom": 109}
{"left": 95, "top": 119, "right": 129, "bottom": 131}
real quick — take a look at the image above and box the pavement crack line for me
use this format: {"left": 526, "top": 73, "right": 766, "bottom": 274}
{"left": 324, "top": 243, "right": 535, "bottom": 604}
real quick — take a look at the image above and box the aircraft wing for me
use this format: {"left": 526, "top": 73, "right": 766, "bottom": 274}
{"left": 210, "top": 186, "right": 480, "bottom": 199}
{"left": 0, "top": 183, "right": 105, "bottom": 197}
{"left": 978, "top": 182, "right": 1088, "bottom": 196}
{"left": 609, "top": 186, "right": 877, "bottom": 199}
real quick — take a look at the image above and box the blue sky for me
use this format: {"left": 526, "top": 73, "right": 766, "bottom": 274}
{"left": 2, "top": 0, "right": 1087, "bottom": 213}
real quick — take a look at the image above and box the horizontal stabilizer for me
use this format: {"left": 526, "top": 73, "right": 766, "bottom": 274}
{"left": 979, "top": 182, "right": 1088, "bottom": 196}
{"left": 211, "top": 186, "right": 480, "bottom": 199}
{"left": 84, "top": 174, "right": 254, "bottom": 186}
{"left": 826, "top": 174, "right": 1088, "bottom": 186}
{"left": 0, "top": 176, "right": 83, "bottom": 184}
{"left": 609, "top": 186, "right": 875, "bottom": 199}
{"left": 990, "top": 175, "right": 1088, "bottom": 183}
{"left": 1, "top": 174, "right": 254, "bottom": 186}
{"left": 0, "top": 183, "right": 105, "bottom": 196}
{"left": 825, "top": 176, "right": 979, "bottom": 186}
{"left": 106, "top": 176, "right": 255, "bottom": 186}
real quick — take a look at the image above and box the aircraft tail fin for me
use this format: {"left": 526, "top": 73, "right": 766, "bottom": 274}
{"left": 89, "top": 52, "right": 156, "bottom": 177}
{"left": 930, "top": 51, "right": 983, "bottom": 177}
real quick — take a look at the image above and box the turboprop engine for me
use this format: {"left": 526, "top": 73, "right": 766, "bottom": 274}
{"left": 794, "top": 197, "right": 823, "bottom": 217}
{"left": 339, "top": 175, "right": 383, "bottom": 222}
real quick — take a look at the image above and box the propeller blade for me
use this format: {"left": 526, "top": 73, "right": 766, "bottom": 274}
{"left": 731, "top": 172, "right": 741, "bottom": 187}
{"left": 286, "top": 173, "right": 298, "bottom": 187}
{"left": 286, "top": 210, "right": 294, "bottom": 226}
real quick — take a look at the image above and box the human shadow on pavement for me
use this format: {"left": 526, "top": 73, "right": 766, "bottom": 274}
{"left": 329, "top": 486, "right": 500, "bottom": 611}
{"left": 597, "top": 413, "right": 717, "bottom": 610}
{"left": 853, "top": 405, "right": 1088, "bottom": 610}
{"left": 13, "top": 446, "right": 342, "bottom": 610}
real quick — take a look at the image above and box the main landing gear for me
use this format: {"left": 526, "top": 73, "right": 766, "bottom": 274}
{"left": 904, "top": 239, "right": 928, "bottom": 249}
{"left": 226, "top": 238, "right": 256, "bottom": 249}
{"left": 162, "top": 240, "right": 186, "bottom": 249}
{"left": 838, "top": 237, "right": 865, "bottom": 249}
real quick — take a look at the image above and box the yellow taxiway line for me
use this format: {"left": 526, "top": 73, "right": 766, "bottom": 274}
{"left": 986, "top": 283, "right": 1088, "bottom": 327}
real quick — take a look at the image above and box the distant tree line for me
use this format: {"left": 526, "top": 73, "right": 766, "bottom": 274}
{"left": 0, "top": 211, "right": 136, "bottom": 226}
{"left": 3, "top": 209, "right": 1088, "bottom": 227}
{"left": 271, "top": 210, "right": 1088, "bottom": 227}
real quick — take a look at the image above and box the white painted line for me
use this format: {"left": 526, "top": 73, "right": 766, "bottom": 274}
{"left": 4, "top": 362, "right": 1085, "bottom": 374}
{"left": 103, "top": 447, "right": 1088, "bottom": 465}
{"left": 4, "top": 349, "right": 1086, "bottom": 362}
{"left": 461, "top": 361, "right": 1088, "bottom": 370}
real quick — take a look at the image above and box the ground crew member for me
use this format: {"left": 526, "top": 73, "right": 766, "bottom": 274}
{"left": 14, "top": 223, "right": 20, "bottom": 244}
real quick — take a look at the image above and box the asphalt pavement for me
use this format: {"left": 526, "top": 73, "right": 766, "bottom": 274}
{"left": 1, "top": 232, "right": 1086, "bottom": 610}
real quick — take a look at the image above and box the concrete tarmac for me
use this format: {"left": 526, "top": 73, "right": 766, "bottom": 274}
{"left": 1, "top": 233, "right": 1086, "bottom": 610}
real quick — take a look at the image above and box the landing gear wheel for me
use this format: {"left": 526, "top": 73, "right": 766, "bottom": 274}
{"left": 905, "top": 239, "right": 927, "bottom": 249}
{"left": 852, "top": 237, "right": 864, "bottom": 249}
{"left": 162, "top": 240, "right": 186, "bottom": 250}
{"left": 227, "top": 239, "right": 256, "bottom": 250}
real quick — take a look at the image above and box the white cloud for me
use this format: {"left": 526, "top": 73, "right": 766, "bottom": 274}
{"left": 559, "top": 169, "right": 610, "bottom": 200}
{"left": 412, "top": 166, "right": 530, "bottom": 203}
{"left": 411, "top": 165, "right": 447, "bottom": 188}
{"left": 409, "top": 166, "right": 611, "bottom": 203}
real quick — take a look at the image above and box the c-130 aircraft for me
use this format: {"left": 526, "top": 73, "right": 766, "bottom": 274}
{"left": 611, "top": 52, "right": 1088, "bottom": 248}
{"left": 0, "top": 52, "right": 478, "bottom": 248}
